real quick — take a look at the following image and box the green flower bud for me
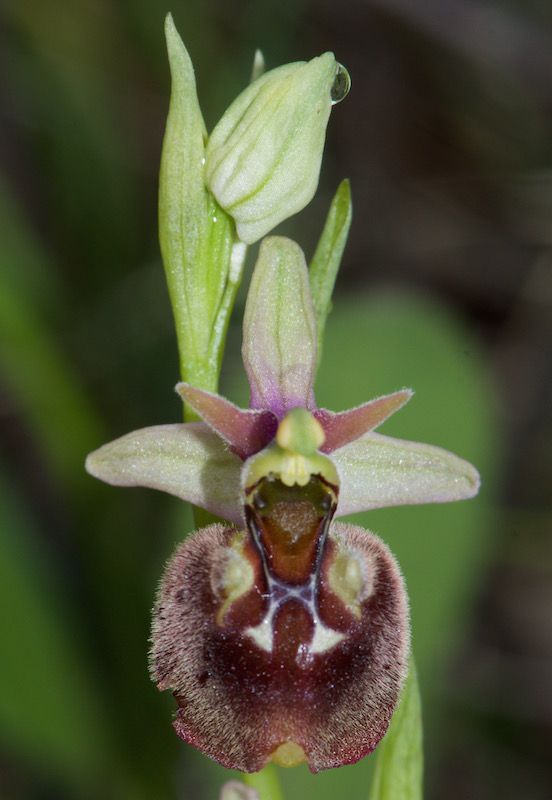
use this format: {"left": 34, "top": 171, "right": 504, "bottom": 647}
{"left": 205, "top": 54, "right": 350, "bottom": 244}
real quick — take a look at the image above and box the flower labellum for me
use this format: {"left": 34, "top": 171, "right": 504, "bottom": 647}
{"left": 205, "top": 55, "right": 350, "bottom": 244}
{"left": 151, "top": 408, "right": 409, "bottom": 772}
{"left": 86, "top": 236, "right": 479, "bottom": 772}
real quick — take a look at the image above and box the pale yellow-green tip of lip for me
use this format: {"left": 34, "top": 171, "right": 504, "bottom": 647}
{"left": 270, "top": 741, "right": 307, "bottom": 767}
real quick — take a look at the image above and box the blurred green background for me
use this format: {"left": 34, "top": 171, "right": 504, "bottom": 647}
{"left": 1, "top": 1, "right": 551, "bottom": 798}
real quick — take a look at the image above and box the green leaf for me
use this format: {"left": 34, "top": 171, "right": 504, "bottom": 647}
{"left": 0, "top": 466, "right": 109, "bottom": 787}
{"left": 4, "top": 1, "right": 138, "bottom": 273}
{"left": 309, "top": 179, "right": 352, "bottom": 363}
{"left": 369, "top": 660, "right": 423, "bottom": 800}
{"left": 0, "top": 186, "right": 103, "bottom": 489}
{"left": 0, "top": 179, "right": 61, "bottom": 311}
{"left": 160, "top": 15, "right": 241, "bottom": 393}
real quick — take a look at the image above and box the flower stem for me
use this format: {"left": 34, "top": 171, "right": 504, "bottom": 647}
{"left": 242, "top": 764, "right": 284, "bottom": 800}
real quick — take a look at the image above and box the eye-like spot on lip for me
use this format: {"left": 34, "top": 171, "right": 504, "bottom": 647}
{"left": 326, "top": 539, "right": 374, "bottom": 619}
{"left": 210, "top": 532, "right": 256, "bottom": 625}
{"left": 150, "top": 521, "right": 409, "bottom": 772}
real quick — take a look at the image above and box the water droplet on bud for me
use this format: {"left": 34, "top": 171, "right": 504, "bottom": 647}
{"left": 331, "top": 63, "right": 351, "bottom": 104}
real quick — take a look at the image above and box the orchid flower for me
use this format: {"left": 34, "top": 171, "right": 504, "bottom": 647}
{"left": 86, "top": 236, "right": 479, "bottom": 774}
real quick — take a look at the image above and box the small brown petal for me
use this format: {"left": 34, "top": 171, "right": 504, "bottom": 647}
{"left": 176, "top": 383, "right": 277, "bottom": 459}
{"left": 315, "top": 389, "right": 412, "bottom": 453}
{"left": 150, "top": 521, "right": 409, "bottom": 772}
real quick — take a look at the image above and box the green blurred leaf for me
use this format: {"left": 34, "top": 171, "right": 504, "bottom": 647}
{"left": 0, "top": 177, "right": 176, "bottom": 798}
{"left": 0, "top": 180, "right": 61, "bottom": 311}
{"left": 4, "top": 0, "right": 138, "bottom": 271}
{"left": 0, "top": 278, "right": 103, "bottom": 490}
{"left": 0, "top": 466, "right": 109, "bottom": 787}
{"left": 0, "top": 178, "right": 103, "bottom": 489}
{"left": 369, "top": 660, "right": 423, "bottom": 800}
{"left": 309, "top": 179, "right": 352, "bottom": 364}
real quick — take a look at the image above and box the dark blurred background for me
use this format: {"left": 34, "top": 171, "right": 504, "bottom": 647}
{"left": 1, "top": 1, "right": 551, "bottom": 799}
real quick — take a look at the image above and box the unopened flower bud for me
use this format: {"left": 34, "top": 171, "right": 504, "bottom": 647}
{"left": 219, "top": 780, "right": 259, "bottom": 800}
{"left": 205, "top": 54, "right": 350, "bottom": 244}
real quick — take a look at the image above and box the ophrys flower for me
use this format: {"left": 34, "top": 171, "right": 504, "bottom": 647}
{"left": 86, "top": 236, "right": 479, "bottom": 772}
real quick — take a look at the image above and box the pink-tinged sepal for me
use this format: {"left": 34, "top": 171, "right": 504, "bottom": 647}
{"left": 315, "top": 389, "right": 413, "bottom": 453}
{"left": 333, "top": 431, "right": 481, "bottom": 516}
{"left": 85, "top": 422, "right": 243, "bottom": 525}
{"left": 242, "top": 238, "right": 318, "bottom": 417}
{"left": 176, "top": 383, "right": 277, "bottom": 459}
{"left": 150, "top": 521, "right": 409, "bottom": 773}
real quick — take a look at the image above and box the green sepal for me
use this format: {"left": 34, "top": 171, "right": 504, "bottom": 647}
{"left": 369, "top": 658, "right": 424, "bottom": 800}
{"left": 309, "top": 179, "right": 352, "bottom": 365}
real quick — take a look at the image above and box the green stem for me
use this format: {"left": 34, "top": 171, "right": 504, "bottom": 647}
{"left": 208, "top": 240, "right": 248, "bottom": 378}
{"left": 243, "top": 764, "right": 284, "bottom": 800}
{"left": 184, "top": 240, "right": 247, "bottom": 531}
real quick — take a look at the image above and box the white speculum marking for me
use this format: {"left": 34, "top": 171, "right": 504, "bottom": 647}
{"left": 245, "top": 570, "right": 344, "bottom": 659}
